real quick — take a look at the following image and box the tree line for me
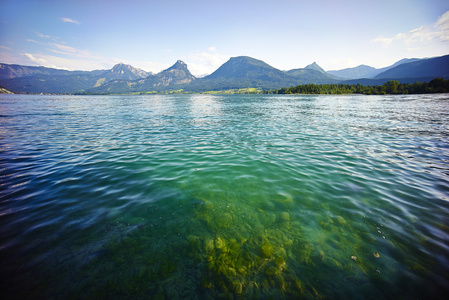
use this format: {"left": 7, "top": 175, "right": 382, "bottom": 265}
{"left": 270, "top": 78, "right": 449, "bottom": 95}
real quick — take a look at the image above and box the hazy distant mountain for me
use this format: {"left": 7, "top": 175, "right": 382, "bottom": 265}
{"left": 88, "top": 60, "right": 195, "bottom": 93}
{"left": 340, "top": 77, "right": 441, "bottom": 86}
{"left": 327, "top": 65, "right": 379, "bottom": 79}
{"left": 0, "top": 63, "right": 102, "bottom": 80}
{"left": 338, "top": 55, "right": 449, "bottom": 85}
{"left": 375, "top": 55, "right": 449, "bottom": 79}
{"left": 1, "top": 73, "right": 102, "bottom": 94}
{"left": 327, "top": 58, "right": 424, "bottom": 79}
{"left": 286, "top": 62, "right": 341, "bottom": 83}
{"left": 0, "top": 63, "right": 152, "bottom": 94}
{"left": 304, "top": 62, "right": 325, "bottom": 73}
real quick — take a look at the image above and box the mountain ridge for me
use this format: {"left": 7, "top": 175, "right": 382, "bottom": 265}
{"left": 88, "top": 60, "right": 196, "bottom": 93}
{"left": 327, "top": 57, "right": 425, "bottom": 79}
{"left": 304, "top": 62, "right": 325, "bottom": 73}
{"left": 374, "top": 55, "right": 449, "bottom": 79}
{"left": 0, "top": 63, "right": 105, "bottom": 80}
{"left": 1, "top": 54, "right": 448, "bottom": 94}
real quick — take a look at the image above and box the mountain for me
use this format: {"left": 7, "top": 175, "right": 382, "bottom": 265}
{"left": 340, "top": 77, "right": 442, "bottom": 86}
{"left": 0, "top": 63, "right": 103, "bottom": 80}
{"left": 91, "top": 63, "right": 152, "bottom": 87}
{"left": 87, "top": 60, "right": 195, "bottom": 94}
{"left": 286, "top": 62, "right": 341, "bottom": 83}
{"left": 327, "top": 65, "right": 379, "bottom": 79}
{"left": 154, "top": 60, "right": 195, "bottom": 85}
{"left": 0, "top": 63, "right": 151, "bottom": 94}
{"left": 375, "top": 55, "right": 449, "bottom": 79}
{"left": 188, "top": 56, "right": 300, "bottom": 91}
{"left": 2, "top": 54, "right": 448, "bottom": 94}
{"left": 327, "top": 58, "right": 425, "bottom": 79}
{"left": 108, "top": 63, "right": 151, "bottom": 80}
{"left": 1, "top": 73, "right": 103, "bottom": 94}
{"left": 189, "top": 56, "right": 340, "bottom": 91}
{"left": 339, "top": 55, "right": 449, "bottom": 85}
{"left": 304, "top": 62, "right": 325, "bottom": 73}
{"left": 204, "top": 56, "right": 289, "bottom": 80}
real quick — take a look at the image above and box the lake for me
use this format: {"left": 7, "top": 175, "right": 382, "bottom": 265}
{"left": 1, "top": 94, "right": 448, "bottom": 299}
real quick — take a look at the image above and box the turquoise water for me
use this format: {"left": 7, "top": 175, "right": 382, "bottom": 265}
{"left": 1, "top": 94, "right": 448, "bottom": 299}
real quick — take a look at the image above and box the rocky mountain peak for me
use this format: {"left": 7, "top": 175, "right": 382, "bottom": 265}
{"left": 152, "top": 60, "right": 195, "bottom": 86}
{"left": 166, "top": 60, "right": 188, "bottom": 71}
{"left": 110, "top": 63, "right": 150, "bottom": 79}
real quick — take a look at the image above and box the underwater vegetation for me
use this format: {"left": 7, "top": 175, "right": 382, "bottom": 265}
{"left": 18, "top": 165, "right": 446, "bottom": 300}
{"left": 50, "top": 179, "right": 438, "bottom": 300}
{"left": 2, "top": 94, "right": 449, "bottom": 300}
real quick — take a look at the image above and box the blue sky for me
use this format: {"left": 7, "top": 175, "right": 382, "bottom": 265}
{"left": 1, "top": 0, "right": 448, "bottom": 75}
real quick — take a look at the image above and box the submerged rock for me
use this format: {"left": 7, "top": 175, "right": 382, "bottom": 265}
{"left": 279, "top": 212, "right": 291, "bottom": 222}
{"left": 205, "top": 239, "right": 214, "bottom": 253}
{"left": 215, "top": 212, "right": 233, "bottom": 228}
{"left": 275, "top": 256, "right": 286, "bottom": 269}
{"left": 260, "top": 243, "right": 273, "bottom": 258}
{"left": 215, "top": 237, "right": 225, "bottom": 249}
{"left": 336, "top": 216, "right": 347, "bottom": 226}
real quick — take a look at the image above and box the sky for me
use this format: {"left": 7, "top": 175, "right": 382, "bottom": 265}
{"left": 1, "top": 0, "right": 449, "bottom": 76}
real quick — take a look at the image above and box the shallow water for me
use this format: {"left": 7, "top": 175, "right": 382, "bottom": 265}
{"left": 1, "top": 94, "right": 448, "bottom": 299}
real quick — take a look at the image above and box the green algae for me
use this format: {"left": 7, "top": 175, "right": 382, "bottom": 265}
{"left": 20, "top": 122, "right": 443, "bottom": 299}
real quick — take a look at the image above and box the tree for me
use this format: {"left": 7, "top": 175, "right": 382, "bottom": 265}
{"left": 385, "top": 81, "right": 399, "bottom": 94}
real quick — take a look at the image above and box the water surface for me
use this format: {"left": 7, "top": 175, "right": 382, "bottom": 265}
{"left": 1, "top": 94, "right": 448, "bottom": 299}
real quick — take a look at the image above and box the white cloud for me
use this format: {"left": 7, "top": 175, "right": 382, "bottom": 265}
{"left": 35, "top": 32, "right": 54, "bottom": 39}
{"left": 60, "top": 17, "right": 80, "bottom": 25}
{"left": 6, "top": 34, "right": 167, "bottom": 72}
{"left": 23, "top": 53, "right": 109, "bottom": 70}
{"left": 371, "top": 10, "right": 449, "bottom": 47}
{"left": 17, "top": 52, "right": 168, "bottom": 73}
{"left": 24, "top": 53, "right": 57, "bottom": 67}
{"left": 370, "top": 35, "right": 393, "bottom": 47}
{"left": 49, "top": 43, "right": 101, "bottom": 59}
{"left": 184, "top": 47, "right": 229, "bottom": 76}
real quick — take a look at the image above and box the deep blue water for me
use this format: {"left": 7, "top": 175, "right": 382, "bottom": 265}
{"left": 1, "top": 94, "right": 448, "bottom": 299}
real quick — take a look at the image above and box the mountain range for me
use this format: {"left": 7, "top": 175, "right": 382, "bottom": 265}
{"left": 1, "top": 54, "right": 448, "bottom": 94}
{"left": 327, "top": 58, "right": 423, "bottom": 79}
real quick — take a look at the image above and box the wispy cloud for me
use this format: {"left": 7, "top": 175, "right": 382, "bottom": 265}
{"left": 26, "top": 39, "right": 42, "bottom": 44}
{"left": 60, "top": 17, "right": 80, "bottom": 25}
{"left": 34, "top": 32, "right": 59, "bottom": 41}
{"left": 48, "top": 43, "right": 102, "bottom": 59}
{"left": 371, "top": 10, "right": 449, "bottom": 47}
{"left": 36, "top": 32, "right": 52, "bottom": 39}
{"left": 23, "top": 53, "right": 109, "bottom": 70}
{"left": 0, "top": 45, "right": 11, "bottom": 50}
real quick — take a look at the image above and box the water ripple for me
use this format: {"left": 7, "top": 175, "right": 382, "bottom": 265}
{"left": 1, "top": 94, "right": 449, "bottom": 299}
